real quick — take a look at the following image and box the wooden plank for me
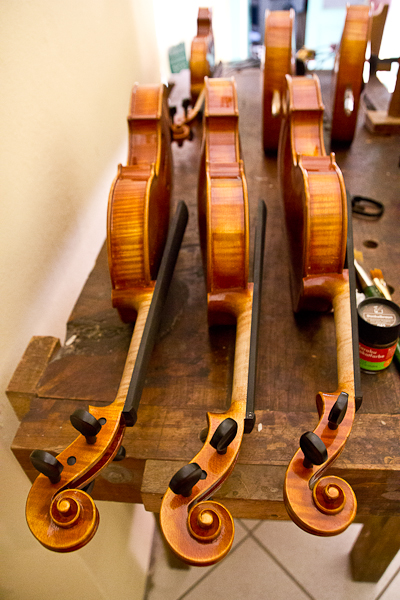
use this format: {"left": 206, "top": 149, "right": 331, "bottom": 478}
{"left": 350, "top": 516, "right": 400, "bottom": 582}
{"left": 364, "top": 71, "right": 400, "bottom": 133}
{"left": 141, "top": 459, "right": 400, "bottom": 519}
{"left": 365, "top": 110, "right": 400, "bottom": 135}
{"left": 6, "top": 336, "right": 60, "bottom": 419}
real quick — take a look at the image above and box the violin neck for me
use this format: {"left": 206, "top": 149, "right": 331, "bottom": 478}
{"left": 113, "top": 288, "right": 155, "bottom": 409}
{"left": 208, "top": 286, "right": 254, "bottom": 415}
{"left": 332, "top": 276, "right": 355, "bottom": 397}
{"left": 231, "top": 288, "right": 254, "bottom": 411}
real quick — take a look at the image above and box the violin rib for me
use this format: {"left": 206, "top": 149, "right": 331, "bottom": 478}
{"left": 160, "top": 77, "right": 266, "bottom": 565}
{"left": 26, "top": 84, "right": 179, "bottom": 552}
{"left": 262, "top": 9, "right": 294, "bottom": 152}
{"left": 331, "top": 4, "right": 370, "bottom": 145}
{"left": 279, "top": 74, "right": 359, "bottom": 535}
{"left": 190, "top": 8, "right": 215, "bottom": 103}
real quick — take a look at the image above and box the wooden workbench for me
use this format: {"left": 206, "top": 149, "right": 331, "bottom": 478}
{"left": 8, "top": 69, "right": 400, "bottom": 581}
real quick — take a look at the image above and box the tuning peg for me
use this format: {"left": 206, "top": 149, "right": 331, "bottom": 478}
{"left": 113, "top": 445, "right": 126, "bottom": 461}
{"left": 70, "top": 409, "right": 102, "bottom": 444}
{"left": 210, "top": 418, "right": 238, "bottom": 455}
{"left": 199, "top": 427, "right": 208, "bottom": 443}
{"left": 169, "top": 106, "right": 177, "bottom": 122}
{"left": 82, "top": 480, "right": 95, "bottom": 495}
{"left": 169, "top": 463, "right": 207, "bottom": 497}
{"left": 30, "top": 449, "right": 64, "bottom": 484}
{"left": 328, "top": 392, "right": 348, "bottom": 430}
{"left": 300, "top": 432, "right": 328, "bottom": 469}
{"left": 182, "top": 98, "right": 191, "bottom": 117}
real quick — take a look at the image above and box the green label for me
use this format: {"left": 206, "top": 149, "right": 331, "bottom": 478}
{"left": 360, "top": 358, "right": 386, "bottom": 371}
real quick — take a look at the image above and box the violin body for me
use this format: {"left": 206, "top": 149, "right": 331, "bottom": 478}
{"left": 331, "top": 5, "right": 370, "bottom": 145}
{"left": 160, "top": 78, "right": 265, "bottom": 565}
{"left": 190, "top": 8, "right": 215, "bottom": 103}
{"left": 108, "top": 83, "right": 172, "bottom": 321}
{"left": 279, "top": 74, "right": 358, "bottom": 535}
{"left": 279, "top": 75, "right": 347, "bottom": 312}
{"left": 26, "top": 84, "right": 173, "bottom": 552}
{"left": 262, "top": 9, "right": 294, "bottom": 153}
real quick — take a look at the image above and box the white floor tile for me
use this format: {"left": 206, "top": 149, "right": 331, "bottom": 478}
{"left": 251, "top": 520, "right": 400, "bottom": 600}
{"left": 145, "top": 519, "right": 249, "bottom": 600}
{"left": 182, "top": 536, "right": 312, "bottom": 600}
{"left": 378, "top": 565, "right": 400, "bottom": 600}
{"left": 237, "top": 518, "right": 263, "bottom": 532}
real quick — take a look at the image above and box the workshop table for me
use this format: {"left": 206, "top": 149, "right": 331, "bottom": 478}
{"left": 8, "top": 69, "right": 400, "bottom": 582}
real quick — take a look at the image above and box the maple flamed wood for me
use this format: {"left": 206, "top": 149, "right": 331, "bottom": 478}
{"left": 262, "top": 9, "right": 294, "bottom": 152}
{"left": 331, "top": 4, "right": 370, "bottom": 145}
{"left": 190, "top": 8, "right": 215, "bottom": 103}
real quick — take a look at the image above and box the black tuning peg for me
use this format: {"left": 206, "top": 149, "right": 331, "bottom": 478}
{"left": 182, "top": 98, "right": 191, "bottom": 117}
{"left": 82, "top": 480, "right": 95, "bottom": 495}
{"left": 210, "top": 418, "right": 238, "bottom": 455}
{"left": 30, "top": 449, "right": 64, "bottom": 484}
{"left": 199, "top": 427, "right": 208, "bottom": 443}
{"left": 113, "top": 445, "right": 126, "bottom": 462}
{"left": 169, "top": 463, "right": 207, "bottom": 497}
{"left": 328, "top": 392, "right": 348, "bottom": 430}
{"left": 70, "top": 409, "right": 102, "bottom": 444}
{"left": 299, "top": 432, "right": 328, "bottom": 469}
{"left": 169, "top": 106, "right": 177, "bottom": 122}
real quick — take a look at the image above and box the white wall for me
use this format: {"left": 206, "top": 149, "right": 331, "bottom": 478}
{"left": 0, "top": 2, "right": 159, "bottom": 599}
{"left": 305, "top": 0, "right": 370, "bottom": 69}
{"left": 153, "top": 0, "right": 249, "bottom": 81}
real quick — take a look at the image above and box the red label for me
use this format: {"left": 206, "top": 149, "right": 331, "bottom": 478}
{"left": 359, "top": 342, "right": 396, "bottom": 363}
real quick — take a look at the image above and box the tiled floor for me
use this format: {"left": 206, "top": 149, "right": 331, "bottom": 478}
{"left": 144, "top": 519, "right": 400, "bottom": 600}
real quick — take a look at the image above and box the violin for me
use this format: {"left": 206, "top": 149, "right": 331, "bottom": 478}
{"left": 170, "top": 85, "right": 206, "bottom": 146}
{"left": 190, "top": 8, "right": 215, "bottom": 103}
{"left": 278, "top": 74, "right": 362, "bottom": 535}
{"left": 26, "top": 84, "right": 188, "bottom": 551}
{"left": 262, "top": 9, "right": 294, "bottom": 153}
{"left": 331, "top": 4, "right": 370, "bottom": 145}
{"left": 160, "top": 77, "right": 266, "bottom": 565}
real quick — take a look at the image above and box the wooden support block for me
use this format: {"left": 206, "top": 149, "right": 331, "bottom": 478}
{"left": 365, "top": 110, "right": 400, "bottom": 135}
{"left": 6, "top": 336, "right": 60, "bottom": 419}
{"left": 141, "top": 459, "right": 289, "bottom": 520}
{"left": 350, "top": 516, "right": 400, "bottom": 582}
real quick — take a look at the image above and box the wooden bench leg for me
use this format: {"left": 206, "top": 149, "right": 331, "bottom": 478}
{"left": 350, "top": 517, "right": 400, "bottom": 582}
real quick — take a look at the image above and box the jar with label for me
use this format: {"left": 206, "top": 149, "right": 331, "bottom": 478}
{"left": 357, "top": 298, "right": 400, "bottom": 372}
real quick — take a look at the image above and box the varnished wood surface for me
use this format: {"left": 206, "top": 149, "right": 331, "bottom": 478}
{"left": 190, "top": 8, "right": 214, "bottom": 103}
{"left": 331, "top": 5, "right": 370, "bottom": 145}
{"left": 262, "top": 9, "right": 294, "bottom": 152}
{"left": 9, "top": 70, "right": 400, "bottom": 522}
